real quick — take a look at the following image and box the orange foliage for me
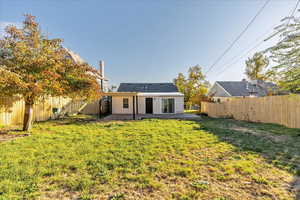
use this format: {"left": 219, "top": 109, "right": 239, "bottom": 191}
{"left": 0, "top": 14, "right": 101, "bottom": 103}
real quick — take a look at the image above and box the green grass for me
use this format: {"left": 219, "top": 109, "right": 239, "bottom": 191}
{"left": 0, "top": 116, "right": 299, "bottom": 199}
{"left": 184, "top": 109, "right": 199, "bottom": 114}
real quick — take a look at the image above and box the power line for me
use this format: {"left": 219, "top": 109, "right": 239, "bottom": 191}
{"left": 215, "top": 0, "right": 300, "bottom": 78}
{"left": 287, "top": 0, "right": 300, "bottom": 25}
{"left": 215, "top": 40, "right": 264, "bottom": 78}
{"left": 213, "top": 23, "right": 278, "bottom": 77}
{"left": 205, "top": 0, "right": 271, "bottom": 74}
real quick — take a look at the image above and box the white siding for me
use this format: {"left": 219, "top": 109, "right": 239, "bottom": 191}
{"left": 112, "top": 96, "right": 134, "bottom": 114}
{"left": 137, "top": 96, "right": 145, "bottom": 114}
{"left": 112, "top": 95, "right": 184, "bottom": 114}
{"left": 153, "top": 97, "right": 161, "bottom": 114}
{"left": 174, "top": 96, "right": 184, "bottom": 114}
{"left": 208, "top": 82, "right": 231, "bottom": 97}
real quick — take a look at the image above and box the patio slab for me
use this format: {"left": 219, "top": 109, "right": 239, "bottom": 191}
{"left": 101, "top": 113, "right": 200, "bottom": 121}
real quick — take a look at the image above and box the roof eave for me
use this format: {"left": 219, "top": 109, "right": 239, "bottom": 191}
{"left": 215, "top": 82, "right": 232, "bottom": 96}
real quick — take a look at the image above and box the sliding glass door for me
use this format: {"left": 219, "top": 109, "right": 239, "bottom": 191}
{"left": 162, "top": 98, "right": 175, "bottom": 113}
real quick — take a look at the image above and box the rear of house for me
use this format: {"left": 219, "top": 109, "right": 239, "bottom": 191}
{"left": 112, "top": 83, "right": 184, "bottom": 114}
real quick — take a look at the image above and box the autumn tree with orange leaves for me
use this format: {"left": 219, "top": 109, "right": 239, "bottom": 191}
{"left": 0, "top": 15, "right": 101, "bottom": 131}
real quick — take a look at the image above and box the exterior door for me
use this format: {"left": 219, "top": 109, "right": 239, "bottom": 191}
{"left": 162, "top": 98, "right": 175, "bottom": 113}
{"left": 145, "top": 98, "right": 153, "bottom": 114}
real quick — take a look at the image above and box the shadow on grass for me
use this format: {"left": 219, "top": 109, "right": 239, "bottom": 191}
{"left": 49, "top": 113, "right": 111, "bottom": 126}
{"left": 193, "top": 116, "right": 300, "bottom": 198}
{"left": 0, "top": 114, "right": 104, "bottom": 135}
{"left": 0, "top": 130, "right": 30, "bottom": 142}
{"left": 0, "top": 129, "right": 23, "bottom": 134}
{"left": 50, "top": 116, "right": 99, "bottom": 126}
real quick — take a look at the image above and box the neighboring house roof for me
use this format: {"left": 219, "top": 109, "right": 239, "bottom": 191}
{"left": 64, "top": 48, "right": 108, "bottom": 82}
{"left": 118, "top": 83, "right": 179, "bottom": 93}
{"left": 64, "top": 48, "right": 85, "bottom": 64}
{"left": 215, "top": 81, "right": 277, "bottom": 97}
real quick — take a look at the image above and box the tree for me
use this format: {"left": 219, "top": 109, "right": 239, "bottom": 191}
{"left": 174, "top": 65, "right": 209, "bottom": 108}
{"left": 0, "top": 15, "right": 101, "bottom": 131}
{"left": 264, "top": 16, "right": 300, "bottom": 93}
{"left": 174, "top": 72, "right": 186, "bottom": 95}
{"left": 108, "top": 85, "right": 117, "bottom": 92}
{"left": 245, "top": 52, "right": 269, "bottom": 81}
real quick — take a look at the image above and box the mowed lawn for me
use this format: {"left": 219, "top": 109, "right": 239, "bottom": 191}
{"left": 0, "top": 116, "right": 300, "bottom": 200}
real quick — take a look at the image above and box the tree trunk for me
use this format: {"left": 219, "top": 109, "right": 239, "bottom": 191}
{"left": 23, "top": 102, "right": 33, "bottom": 131}
{"left": 188, "top": 102, "right": 192, "bottom": 110}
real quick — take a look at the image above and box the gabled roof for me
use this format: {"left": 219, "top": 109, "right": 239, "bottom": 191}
{"left": 64, "top": 48, "right": 107, "bottom": 81}
{"left": 64, "top": 48, "right": 85, "bottom": 64}
{"left": 216, "top": 81, "right": 277, "bottom": 97}
{"left": 117, "top": 83, "right": 179, "bottom": 93}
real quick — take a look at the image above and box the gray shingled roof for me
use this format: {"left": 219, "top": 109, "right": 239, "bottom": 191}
{"left": 217, "top": 81, "right": 277, "bottom": 97}
{"left": 118, "top": 83, "right": 178, "bottom": 93}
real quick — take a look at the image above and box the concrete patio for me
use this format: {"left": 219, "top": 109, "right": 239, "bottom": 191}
{"left": 101, "top": 113, "right": 200, "bottom": 121}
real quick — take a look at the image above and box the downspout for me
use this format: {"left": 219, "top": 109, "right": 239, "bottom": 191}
{"left": 133, "top": 95, "right": 136, "bottom": 120}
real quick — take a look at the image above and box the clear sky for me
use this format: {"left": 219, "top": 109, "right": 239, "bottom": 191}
{"left": 0, "top": 0, "right": 297, "bottom": 87}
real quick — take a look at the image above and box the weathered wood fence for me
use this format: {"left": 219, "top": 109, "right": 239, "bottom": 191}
{"left": 0, "top": 96, "right": 111, "bottom": 126}
{"left": 201, "top": 95, "right": 300, "bottom": 128}
{"left": 0, "top": 97, "right": 85, "bottom": 126}
{"left": 80, "top": 97, "right": 110, "bottom": 115}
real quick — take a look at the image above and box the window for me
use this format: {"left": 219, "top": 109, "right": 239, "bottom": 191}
{"left": 123, "top": 98, "right": 129, "bottom": 109}
{"left": 162, "top": 98, "right": 175, "bottom": 113}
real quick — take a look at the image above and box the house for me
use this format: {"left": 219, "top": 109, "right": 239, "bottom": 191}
{"left": 109, "top": 83, "right": 184, "bottom": 115}
{"left": 208, "top": 79, "right": 278, "bottom": 102}
{"left": 64, "top": 48, "right": 111, "bottom": 115}
{"left": 65, "top": 48, "right": 109, "bottom": 91}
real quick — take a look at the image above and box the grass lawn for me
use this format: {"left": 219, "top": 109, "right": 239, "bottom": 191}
{"left": 0, "top": 116, "right": 299, "bottom": 200}
{"left": 184, "top": 110, "right": 199, "bottom": 114}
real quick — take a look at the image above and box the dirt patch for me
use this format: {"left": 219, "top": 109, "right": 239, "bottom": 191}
{"left": 102, "top": 114, "right": 201, "bottom": 121}
{"left": 230, "top": 126, "right": 290, "bottom": 143}
{"left": 290, "top": 177, "right": 300, "bottom": 199}
{"left": 0, "top": 133, "right": 29, "bottom": 142}
{"left": 51, "top": 117, "right": 99, "bottom": 126}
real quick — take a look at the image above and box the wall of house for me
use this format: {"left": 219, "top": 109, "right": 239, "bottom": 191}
{"left": 175, "top": 96, "right": 184, "bottom": 114}
{"left": 137, "top": 96, "right": 145, "bottom": 114}
{"left": 112, "top": 96, "right": 184, "bottom": 114}
{"left": 138, "top": 96, "right": 184, "bottom": 114}
{"left": 208, "top": 83, "right": 230, "bottom": 97}
{"left": 112, "top": 96, "right": 134, "bottom": 114}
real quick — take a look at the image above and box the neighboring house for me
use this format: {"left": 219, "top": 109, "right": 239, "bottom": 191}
{"left": 65, "top": 48, "right": 109, "bottom": 91}
{"left": 64, "top": 48, "right": 111, "bottom": 115}
{"left": 65, "top": 48, "right": 86, "bottom": 64}
{"left": 208, "top": 79, "right": 278, "bottom": 102}
{"left": 110, "top": 83, "right": 184, "bottom": 115}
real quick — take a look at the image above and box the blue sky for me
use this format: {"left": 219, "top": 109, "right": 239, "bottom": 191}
{"left": 0, "top": 0, "right": 296, "bottom": 87}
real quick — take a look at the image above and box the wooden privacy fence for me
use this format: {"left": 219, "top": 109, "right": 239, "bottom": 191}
{"left": 0, "top": 97, "right": 85, "bottom": 126}
{"left": 80, "top": 97, "right": 110, "bottom": 115}
{"left": 201, "top": 95, "right": 300, "bottom": 129}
